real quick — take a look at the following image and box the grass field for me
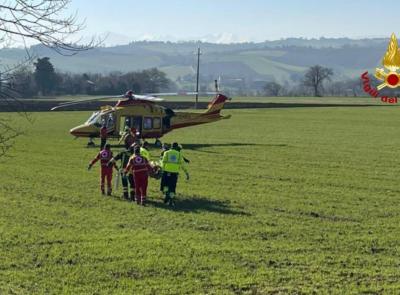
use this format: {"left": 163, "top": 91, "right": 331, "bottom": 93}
{"left": 1, "top": 104, "right": 400, "bottom": 294}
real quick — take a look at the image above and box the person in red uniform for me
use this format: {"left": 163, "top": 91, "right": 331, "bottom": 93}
{"left": 88, "top": 144, "right": 116, "bottom": 195}
{"left": 100, "top": 124, "right": 108, "bottom": 150}
{"left": 125, "top": 146, "right": 152, "bottom": 205}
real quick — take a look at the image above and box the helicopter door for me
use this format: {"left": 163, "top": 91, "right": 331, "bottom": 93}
{"left": 162, "top": 116, "right": 171, "bottom": 130}
{"left": 120, "top": 116, "right": 142, "bottom": 135}
{"left": 162, "top": 108, "right": 174, "bottom": 131}
{"left": 132, "top": 116, "right": 142, "bottom": 134}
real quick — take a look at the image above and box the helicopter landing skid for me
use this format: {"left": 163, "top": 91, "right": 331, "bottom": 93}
{"left": 87, "top": 138, "right": 96, "bottom": 148}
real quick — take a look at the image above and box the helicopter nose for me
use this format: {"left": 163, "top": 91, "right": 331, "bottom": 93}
{"left": 70, "top": 126, "right": 81, "bottom": 136}
{"left": 70, "top": 124, "right": 96, "bottom": 137}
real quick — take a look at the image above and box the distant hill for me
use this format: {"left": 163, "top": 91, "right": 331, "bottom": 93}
{"left": 0, "top": 38, "right": 390, "bottom": 88}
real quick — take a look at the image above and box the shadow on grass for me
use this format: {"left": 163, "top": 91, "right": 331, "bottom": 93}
{"left": 147, "top": 196, "right": 250, "bottom": 215}
{"left": 86, "top": 144, "right": 128, "bottom": 149}
{"left": 84, "top": 142, "right": 288, "bottom": 151}
{"left": 183, "top": 142, "right": 288, "bottom": 152}
{"left": 102, "top": 193, "right": 132, "bottom": 203}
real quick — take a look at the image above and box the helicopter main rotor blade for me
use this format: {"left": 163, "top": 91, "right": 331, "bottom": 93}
{"left": 50, "top": 90, "right": 218, "bottom": 111}
{"left": 145, "top": 91, "right": 217, "bottom": 97}
{"left": 50, "top": 95, "right": 124, "bottom": 111}
{"left": 133, "top": 94, "right": 165, "bottom": 101}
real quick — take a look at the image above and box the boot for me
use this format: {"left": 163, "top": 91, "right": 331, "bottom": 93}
{"left": 101, "top": 188, "right": 105, "bottom": 195}
{"left": 164, "top": 192, "right": 170, "bottom": 204}
{"left": 168, "top": 193, "right": 175, "bottom": 207}
{"left": 123, "top": 191, "right": 129, "bottom": 200}
{"left": 163, "top": 186, "right": 169, "bottom": 203}
{"left": 130, "top": 191, "right": 135, "bottom": 202}
{"left": 107, "top": 188, "right": 112, "bottom": 196}
{"left": 168, "top": 198, "right": 176, "bottom": 207}
{"left": 141, "top": 196, "right": 146, "bottom": 206}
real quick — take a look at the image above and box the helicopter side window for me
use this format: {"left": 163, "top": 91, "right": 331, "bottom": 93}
{"left": 153, "top": 117, "right": 161, "bottom": 129}
{"left": 143, "top": 117, "right": 153, "bottom": 130}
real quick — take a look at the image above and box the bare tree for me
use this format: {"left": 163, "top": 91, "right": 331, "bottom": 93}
{"left": 264, "top": 81, "right": 283, "bottom": 96}
{"left": 0, "top": 0, "right": 98, "bottom": 54}
{"left": 303, "top": 65, "right": 333, "bottom": 97}
{"left": 0, "top": 0, "right": 99, "bottom": 157}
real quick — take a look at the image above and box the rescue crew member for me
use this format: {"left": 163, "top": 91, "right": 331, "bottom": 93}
{"left": 125, "top": 146, "right": 152, "bottom": 206}
{"left": 160, "top": 143, "right": 169, "bottom": 159}
{"left": 125, "top": 90, "right": 134, "bottom": 100}
{"left": 108, "top": 144, "right": 135, "bottom": 201}
{"left": 100, "top": 124, "right": 108, "bottom": 150}
{"left": 159, "top": 143, "right": 189, "bottom": 163}
{"left": 88, "top": 144, "right": 116, "bottom": 196}
{"left": 161, "top": 142, "right": 189, "bottom": 206}
{"left": 140, "top": 141, "right": 151, "bottom": 161}
{"left": 121, "top": 127, "right": 136, "bottom": 149}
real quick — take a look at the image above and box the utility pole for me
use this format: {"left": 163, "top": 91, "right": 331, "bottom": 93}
{"left": 195, "top": 46, "right": 201, "bottom": 109}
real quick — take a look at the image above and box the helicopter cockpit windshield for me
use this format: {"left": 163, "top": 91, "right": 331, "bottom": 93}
{"left": 85, "top": 111, "right": 101, "bottom": 126}
{"left": 85, "top": 111, "right": 116, "bottom": 131}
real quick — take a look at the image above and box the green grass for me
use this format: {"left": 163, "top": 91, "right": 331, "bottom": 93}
{"left": 1, "top": 105, "right": 400, "bottom": 294}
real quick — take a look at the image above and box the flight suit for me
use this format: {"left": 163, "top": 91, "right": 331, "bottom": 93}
{"left": 90, "top": 149, "right": 115, "bottom": 195}
{"left": 123, "top": 132, "right": 135, "bottom": 149}
{"left": 125, "top": 155, "right": 152, "bottom": 205}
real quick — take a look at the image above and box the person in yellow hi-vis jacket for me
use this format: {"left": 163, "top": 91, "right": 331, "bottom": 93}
{"left": 140, "top": 141, "right": 151, "bottom": 161}
{"left": 161, "top": 142, "right": 189, "bottom": 207}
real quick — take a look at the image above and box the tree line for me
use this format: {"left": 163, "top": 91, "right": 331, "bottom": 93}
{"left": 263, "top": 65, "right": 364, "bottom": 97}
{"left": 10, "top": 60, "right": 368, "bottom": 98}
{"left": 11, "top": 57, "right": 174, "bottom": 98}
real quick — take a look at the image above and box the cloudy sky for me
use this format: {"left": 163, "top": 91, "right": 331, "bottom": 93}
{"left": 68, "top": 0, "right": 400, "bottom": 45}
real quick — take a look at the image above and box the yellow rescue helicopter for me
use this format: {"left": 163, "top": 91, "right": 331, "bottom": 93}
{"left": 51, "top": 89, "right": 231, "bottom": 146}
